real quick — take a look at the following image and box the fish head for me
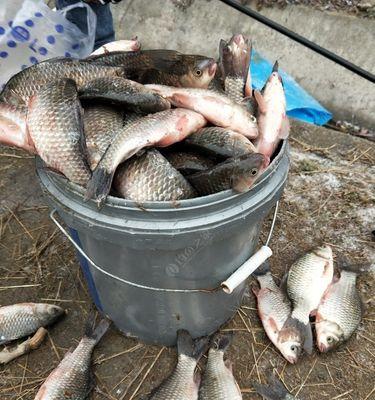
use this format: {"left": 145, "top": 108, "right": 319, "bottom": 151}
{"left": 179, "top": 56, "right": 217, "bottom": 89}
{"left": 35, "top": 304, "right": 65, "bottom": 325}
{"left": 316, "top": 320, "right": 345, "bottom": 352}
{"left": 231, "top": 153, "right": 267, "bottom": 193}
{"left": 278, "top": 327, "right": 304, "bottom": 364}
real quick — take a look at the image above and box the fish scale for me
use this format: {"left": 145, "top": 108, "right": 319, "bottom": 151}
{"left": 27, "top": 78, "right": 91, "bottom": 186}
{"left": 287, "top": 246, "right": 334, "bottom": 325}
{"left": 114, "top": 149, "right": 196, "bottom": 201}
{"left": 83, "top": 105, "right": 124, "bottom": 170}
{"left": 0, "top": 58, "right": 125, "bottom": 106}
{"left": 316, "top": 268, "right": 362, "bottom": 351}
{"left": 0, "top": 304, "right": 64, "bottom": 345}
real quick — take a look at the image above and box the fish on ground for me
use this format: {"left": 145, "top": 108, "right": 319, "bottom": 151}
{"left": 252, "top": 262, "right": 303, "bottom": 364}
{"left": 185, "top": 127, "right": 256, "bottom": 158}
{"left": 253, "top": 62, "right": 289, "bottom": 159}
{"left": 27, "top": 78, "right": 91, "bottom": 186}
{"left": 79, "top": 77, "right": 171, "bottom": 113}
{"left": 113, "top": 149, "right": 196, "bottom": 201}
{"left": 85, "top": 108, "right": 206, "bottom": 207}
{"left": 316, "top": 261, "right": 363, "bottom": 352}
{"left": 149, "top": 330, "right": 207, "bottom": 400}
{"left": 165, "top": 151, "right": 216, "bottom": 175}
{"left": 187, "top": 153, "right": 266, "bottom": 196}
{"left": 146, "top": 85, "right": 258, "bottom": 138}
{"left": 86, "top": 50, "right": 217, "bottom": 89}
{"left": 34, "top": 318, "right": 110, "bottom": 400}
{"left": 90, "top": 38, "right": 141, "bottom": 56}
{"left": 220, "top": 34, "right": 252, "bottom": 104}
{"left": 0, "top": 102, "right": 35, "bottom": 153}
{"left": 285, "top": 245, "right": 334, "bottom": 354}
{"left": 199, "top": 333, "right": 242, "bottom": 400}
{"left": 0, "top": 58, "right": 126, "bottom": 106}
{"left": 83, "top": 104, "right": 124, "bottom": 170}
{"left": 253, "top": 374, "right": 299, "bottom": 399}
{"left": 0, "top": 303, "right": 64, "bottom": 345}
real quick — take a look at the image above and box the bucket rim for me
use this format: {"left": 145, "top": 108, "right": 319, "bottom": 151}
{"left": 36, "top": 140, "right": 288, "bottom": 212}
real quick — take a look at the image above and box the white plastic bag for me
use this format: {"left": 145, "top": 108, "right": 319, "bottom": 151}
{"left": 0, "top": 0, "right": 97, "bottom": 88}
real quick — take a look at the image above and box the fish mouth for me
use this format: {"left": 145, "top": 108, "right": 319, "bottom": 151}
{"left": 318, "top": 343, "right": 328, "bottom": 353}
{"left": 286, "top": 355, "right": 298, "bottom": 364}
{"left": 231, "top": 34, "right": 246, "bottom": 46}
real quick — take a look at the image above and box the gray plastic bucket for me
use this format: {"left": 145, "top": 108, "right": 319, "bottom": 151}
{"left": 36, "top": 141, "right": 289, "bottom": 345}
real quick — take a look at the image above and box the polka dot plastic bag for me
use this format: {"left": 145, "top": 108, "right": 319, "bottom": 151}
{"left": 0, "top": 0, "right": 97, "bottom": 89}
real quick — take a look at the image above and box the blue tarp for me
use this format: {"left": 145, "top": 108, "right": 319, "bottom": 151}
{"left": 250, "top": 50, "right": 332, "bottom": 126}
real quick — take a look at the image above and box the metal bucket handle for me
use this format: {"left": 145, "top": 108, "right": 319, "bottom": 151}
{"left": 50, "top": 201, "right": 278, "bottom": 294}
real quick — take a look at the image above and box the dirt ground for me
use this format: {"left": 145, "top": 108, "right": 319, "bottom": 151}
{"left": 241, "top": 0, "right": 375, "bottom": 18}
{"left": 0, "top": 122, "right": 374, "bottom": 399}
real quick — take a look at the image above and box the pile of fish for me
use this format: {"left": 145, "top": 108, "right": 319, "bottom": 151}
{"left": 0, "top": 34, "right": 289, "bottom": 208}
{"left": 253, "top": 245, "right": 363, "bottom": 364}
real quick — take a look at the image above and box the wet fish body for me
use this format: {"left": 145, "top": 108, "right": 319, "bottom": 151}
{"left": 34, "top": 319, "right": 110, "bottom": 400}
{"left": 254, "top": 62, "right": 289, "bottom": 159}
{"left": 252, "top": 262, "right": 303, "bottom": 364}
{"left": 0, "top": 58, "right": 125, "bottom": 106}
{"left": 79, "top": 77, "right": 171, "bottom": 113}
{"left": 199, "top": 334, "right": 242, "bottom": 400}
{"left": 0, "top": 303, "right": 64, "bottom": 345}
{"left": 146, "top": 85, "right": 258, "bottom": 138}
{"left": 83, "top": 105, "right": 124, "bottom": 169}
{"left": 187, "top": 153, "right": 266, "bottom": 196}
{"left": 0, "top": 102, "right": 35, "bottom": 153}
{"left": 254, "top": 374, "right": 298, "bottom": 400}
{"left": 316, "top": 263, "right": 362, "bottom": 352}
{"left": 220, "top": 34, "right": 251, "bottom": 103}
{"left": 166, "top": 151, "right": 215, "bottom": 175}
{"left": 185, "top": 127, "right": 256, "bottom": 158}
{"left": 27, "top": 79, "right": 91, "bottom": 186}
{"left": 286, "top": 245, "right": 334, "bottom": 353}
{"left": 85, "top": 108, "right": 206, "bottom": 207}
{"left": 150, "top": 330, "right": 206, "bottom": 400}
{"left": 114, "top": 149, "right": 196, "bottom": 201}
{"left": 87, "top": 50, "right": 217, "bottom": 88}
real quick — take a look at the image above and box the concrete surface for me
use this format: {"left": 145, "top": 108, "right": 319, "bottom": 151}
{"left": 112, "top": 0, "right": 375, "bottom": 127}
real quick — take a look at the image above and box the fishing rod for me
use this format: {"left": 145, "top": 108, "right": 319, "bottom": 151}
{"left": 219, "top": 0, "right": 375, "bottom": 84}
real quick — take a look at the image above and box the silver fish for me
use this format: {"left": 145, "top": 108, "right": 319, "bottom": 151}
{"left": 0, "top": 303, "right": 64, "bottom": 345}
{"left": 199, "top": 333, "right": 242, "bottom": 400}
{"left": 150, "top": 330, "right": 207, "bottom": 400}
{"left": 253, "top": 262, "right": 303, "bottom": 364}
{"left": 253, "top": 62, "right": 289, "bottom": 159}
{"left": 316, "top": 262, "right": 363, "bottom": 352}
{"left": 286, "top": 245, "right": 334, "bottom": 353}
{"left": 34, "top": 318, "right": 110, "bottom": 400}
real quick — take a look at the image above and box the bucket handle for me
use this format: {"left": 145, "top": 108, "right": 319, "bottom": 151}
{"left": 49, "top": 202, "right": 278, "bottom": 294}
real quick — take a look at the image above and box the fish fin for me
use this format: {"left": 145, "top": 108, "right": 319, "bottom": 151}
{"left": 279, "top": 272, "right": 288, "bottom": 294}
{"left": 252, "top": 285, "right": 260, "bottom": 296}
{"left": 252, "top": 260, "right": 271, "bottom": 277}
{"left": 146, "top": 49, "right": 182, "bottom": 72}
{"left": 283, "top": 317, "right": 313, "bottom": 354}
{"left": 254, "top": 90, "right": 267, "bottom": 114}
{"left": 253, "top": 374, "right": 288, "bottom": 399}
{"left": 279, "top": 116, "right": 290, "bottom": 139}
{"left": 170, "top": 93, "right": 194, "bottom": 108}
{"left": 212, "top": 332, "right": 233, "bottom": 351}
{"left": 85, "top": 316, "right": 111, "bottom": 345}
{"left": 84, "top": 167, "right": 114, "bottom": 208}
{"left": 224, "top": 359, "right": 233, "bottom": 372}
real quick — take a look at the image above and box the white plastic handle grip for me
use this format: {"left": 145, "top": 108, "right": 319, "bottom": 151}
{"left": 221, "top": 245, "right": 273, "bottom": 294}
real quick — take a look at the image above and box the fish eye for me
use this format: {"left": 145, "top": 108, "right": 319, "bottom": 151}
{"left": 250, "top": 115, "right": 256, "bottom": 123}
{"left": 251, "top": 168, "right": 258, "bottom": 176}
{"left": 327, "top": 337, "right": 334, "bottom": 343}
{"left": 291, "top": 345, "right": 296, "bottom": 352}
{"left": 194, "top": 68, "right": 202, "bottom": 77}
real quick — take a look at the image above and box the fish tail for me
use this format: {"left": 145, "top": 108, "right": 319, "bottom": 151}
{"left": 284, "top": 316, "right": 313, "bottom": 354}
{"left": 85, "top": 315, "right": 111, "bottom": 345}
{"left": 84, "top": 167, "right": 114, "bottom": 208}
{"left": 177, "top": 330, "right": 208, "bottom": 360}
{"left": 252, "top": 260, "right": 271, "bottom": 277}
{"left": 212, "top": 332, "right": 233, "bottom": 351}
{"left": 253, "top": 374, "right": 288, "bottom": 399}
